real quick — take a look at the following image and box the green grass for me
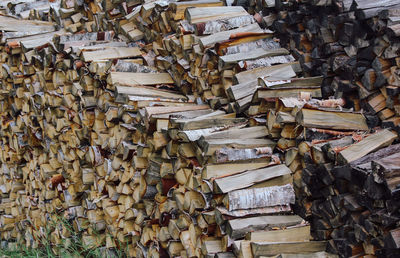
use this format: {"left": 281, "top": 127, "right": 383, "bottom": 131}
{"left": 0, "top": 246, "right": 51, "bottom": 258}
{"left": 0, "top": 246, "right": 124, "bottom": 258}
{"left": 0, "top": 216, "right": 129, "bottom": 258}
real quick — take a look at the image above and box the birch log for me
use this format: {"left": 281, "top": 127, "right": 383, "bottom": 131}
{"left": 225, "top": 184, "right": 295, "bottom": 211}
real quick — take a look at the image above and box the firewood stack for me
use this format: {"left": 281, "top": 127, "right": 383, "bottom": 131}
{"left": 118, "top": 1, "right": 304, "bottom": 109}
{"left": 0, "top": 1, "right": 330, "bottom": 257}
{"left": 250, "top": 92, "right": 400, "bottom": 256}
{"left": 243, "top": 77, "right": 398, "bottom": 257}
{"left": 0, "top": 0, "right": 400, "bottom": 257}
{"left": 131, "top": 105, "right": 315, "bottom": 257}
{"left": 254, "top": 0, "right": 400, "bottom": 129}
{"left": 299, "top": 130, "right": 400, "bottom": 257}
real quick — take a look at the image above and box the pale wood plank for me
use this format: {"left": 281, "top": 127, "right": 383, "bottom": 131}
{"left": 110, "top": 72, "right": 174, "bottom": 86}
{"left": 185, "top": 6, "right": 248, "bottom": 24}
{"left": 251, "top": 241, "right": 326, "bottom": 257}
{"left": 82, "top": 47, "right": 142, "bottom": 62}
{"left": 214, "top": 164, "right": 291, "bottom": 193}
{"left": 296, "top": 109, "right": 369, "bottom": 131}
{"left": 338, "top": 129, "right": 398, "bottom": 164}
{"left": 246, "top": 226, "right": 311, "bottom": 242}
{"left": 227, "top": 215, "right": 303, "bottom": 239}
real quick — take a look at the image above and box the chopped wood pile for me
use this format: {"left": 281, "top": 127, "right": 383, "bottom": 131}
{"left": 256, "top": 1, "right": 400, "bottom": 257}
{"left": 0, "top": 0, "right": 399, "bottom": 257}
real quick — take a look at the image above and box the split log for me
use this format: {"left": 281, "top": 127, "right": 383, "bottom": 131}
{"left": 338, "top": 129, "right": 397, "bottom": 164}
{"left": 226, "top": 215, "right": 303, "bottom": 239}
{"left": 251, "top": 241, "right": 327, "bottom": 257}
{"left": 213, "top": 164, "right": 292, "bottom": 193}
{"left": 296, "top": 109, "right": 369, "bottom": 131}
{"left": 224, "top": 184, "right": 295, "bottom": 211}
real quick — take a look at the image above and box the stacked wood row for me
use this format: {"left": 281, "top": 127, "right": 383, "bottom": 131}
{"left": 99, "top": 2, "right": 331, "bottom": 255}
{"left": 117, "top": 0, "right": 304, "bottom": 110}
{"left": 108, "top": 6, "right": 330, "bottom": 257}
{"left": 3, "top": 0, "right": 135, "bottom": 32}
{"left": 0, "top": 16, "right": 149, "bottom": 254}
{"left": 0, "top": 2, "right": 331, "bottom": 257}
{"left": 128, "top": 102, "right": 331, "bottom": 257}
{"left": 0, "top": 0, "right": 399, "bottom": 257}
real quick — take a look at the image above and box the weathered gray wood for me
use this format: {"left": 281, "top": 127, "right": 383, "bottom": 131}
{"left": 170, "top": 117, "right": 247, "bottom": 130}
{"left": 285, "top": 148, "right": 299, "bottom": 166}
{"left": 296, "top": 109, "right": 369, "bottom": 131}
{"left": 352, "top": 0, "right": 400, "bottom": 19}
{"left": 250, "top": 174, "right": 293, "bottom": 189}
{"left": 278, "top": 98, "right": 307, "bottom": 109}
{"left": 273, "top": 252, "right": 338, "bottom": 258}
{"left": 202, "top": 161, "right": 271, "bottom": 179}
{"left": 178, "top": 125, "right": 268, "bottom": 142}
{"left": 276, "top": 112, "right": 295, "bottom": 124}
{"left": 241, "top": 55, "right": 295, "bottom": 70}
{"left": 0, "top": 15, "right": 55, "bottom": 33}
{"left": 338, "top": 129, "right": 398, "bottom": 164}
{"left": 214, "top": 252, "right": 236, "bottom": 258}
{"left": 184, "top": 6, "right": 248, "bottom": 24}
{"left": 203, "top": 126, "right": 269, "bottom": 140}
{"left": 228, "top": 64, "right": 301, "bottom": 108}
{"left": 255, "top": 88, "right": 322, "bottom": 100}
{"left": 215, "top": 205, "right": 292, "bottom": 226}
{"left": 372, "top": 152, "right": 400, "bottom": 192}
{"left": 226, "top": 80, "right": 258, "bottom": 101}
{"left": 10, "top": 30, "right": 62, "bottom": 52}
{"left": 144, "top": 105, "right": 210, "bottom": 121}
{"left": 201, "top": 238, "right": 224, "bottom": 255}
{"left": 177, "top": 127, "right": 229, "bottom": 142}
{"left": 321, "top": 136, "right": 354, "bottom": 161}
{"left": 214, "top": 164, "right": 291, "bottom": 193}
{"left": 115, "top": 85, "right": 187, "bottom": 103}
{"left": 258, "top": 76, "right": 323, "bottom": 88}
{"left": 351, "top": 0, "right": 400, "bottom": 10}
{"left": 245, "top": 225, "right": 311, "bottom": 242}
{"left": 226, "top": 215, "right": 303, "bottom": 239}
{"left": 379, "top": 8, "right": 400, "bottom": 18}
{"left": 232, "top": 240, "right": 252, "bottom": 258}
{"left": 251, "top": 241, "right": 327, "bottom": 257}
{"left": 218, "top": 48, "right": 289, "bottom": 70}
{"left": 234, "top": 94, "right": 254, "bottom": 113}
{"left": 152, "top": 110, "right": 214, "bottom": 125}
{"left": 109, "top": 72, "right": 174, "bottom": 86}
{"left": 350, "top": 143, "right": 400, "bottom": 167}
{"left": 356, "top": 4, "right": 400, "bottom": 19}
{"left": 67, "top": 41, "right": 125, "bottom": 53}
